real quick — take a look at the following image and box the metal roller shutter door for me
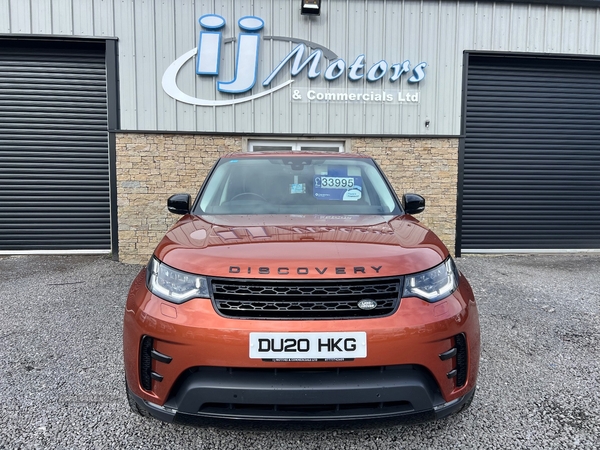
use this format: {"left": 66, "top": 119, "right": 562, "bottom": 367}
{"left": 459, "top": 54, "right": 600, "bottom": 253}
{"left": 0, "top": 40, "right": 110, "bottom": 252}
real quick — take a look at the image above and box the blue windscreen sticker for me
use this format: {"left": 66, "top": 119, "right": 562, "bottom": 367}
{"left": 313, "top": 166, "right": 362, "bottom": 201}
{"left": 290, "top": 183, "right": 305, "bottom": 194}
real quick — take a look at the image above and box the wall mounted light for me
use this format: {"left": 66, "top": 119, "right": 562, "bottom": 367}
{"left": 301, "top": 0, "right": 321, "bottom": 16}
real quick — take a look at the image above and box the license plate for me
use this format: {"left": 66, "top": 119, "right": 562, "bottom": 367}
{"left": 249, "top": 332, "right": 367, "bottom": 360}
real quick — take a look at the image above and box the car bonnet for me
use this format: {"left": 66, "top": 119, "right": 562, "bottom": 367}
{"left": 153, "top": 214, "right": 449, "bottom": 278}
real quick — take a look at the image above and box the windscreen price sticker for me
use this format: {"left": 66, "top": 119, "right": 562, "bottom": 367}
{"left": 250, "top": 332, "right": 367, "bottom": 360}
{"left": 318, "top": 176, "right": 355, "bottom": 188}
{"left": 313, "top": 176, "right": 362, "bottom": 201}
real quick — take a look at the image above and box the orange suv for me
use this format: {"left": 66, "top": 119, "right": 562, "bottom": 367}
{"left": 123, "top": 152, "right": 480, "bottom": 424}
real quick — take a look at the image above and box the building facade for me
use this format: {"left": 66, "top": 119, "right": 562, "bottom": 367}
{"left": 1, "top": 0, "right": 599, "bottom": 263}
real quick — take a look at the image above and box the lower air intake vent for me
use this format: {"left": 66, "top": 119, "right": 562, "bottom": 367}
{"left": 455, "top": 333, "right": 468, "bottom": 387}
{"left": 140, "top": 335, "right": 153, "bottom": 391}
{"left": 199, "top": 400, "right": 412, "bottom": 416}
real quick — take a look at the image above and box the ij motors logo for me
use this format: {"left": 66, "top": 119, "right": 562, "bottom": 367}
{"left": 162, "top": 14, "right": 427, "bottom": 106}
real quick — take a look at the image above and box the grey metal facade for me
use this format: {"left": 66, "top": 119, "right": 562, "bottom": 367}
{"left": 2, "top": 0, "right": 600, "bottom": 256}
{"left": 2, "top": 0, "right": 600, "bottom": 136}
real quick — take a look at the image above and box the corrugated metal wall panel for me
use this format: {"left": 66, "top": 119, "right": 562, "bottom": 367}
{"left": 580, "top": 9, "right": 600, "bottom": 54}
{"left": 546, "top": 8, "right": 563, "bottom": 52}
{"left": 52, "top": 0, "right": 74, "bottom": 35}
{"left": 507, "top": 4, "right": 527, "bottom": 52}
{"left": 311, "top": 0, "right": 334, "bottom": 135}
{"left": 93, "top": 0, "right": 115, "bottom": 36}
{"left": 473, "top": 3, "right": 493, "bottom": 50}
{"left": 381, "top": 0, "right": 401, "bottom": 133}
{"left": 528, "top": 6, "right": 546, "bottom": 52}
{"left": 268, "top": 2, "right": 294, "bottom": 134}
{"left": 494, "top": 4, "right": 511, "bottom": 50}
{"left": 326, "top": 0, "right": 347, "bottom": 134}
{"left": 134, "top": 0, "right": 158, "bottom": 130}
{"left": 212, "top": 0, "right": 236, "bottom": 133}
{"left": 31, "top": 0, "right": 52, "bottom": 34}
{"left": 363, "top": 0, "right": 383, "bottom": 135}
{"left": 460, "top": 54, "right": 600, "bottom": 251}
{"left": 436, "top": 1, "right": 458, "bottom": 134}
{"left": 173, "top": 0, "right": 197, "bottom": 131}
{"left": 190, "top": 1, "right": 210, "bottom": 132}
{"left": 254, "top": 1, "right": 275, "bottom": 134}
{"left": 233, "top": 1, "right": 256, "bottom": 134}
{"left": 0, "top": 40, "right": 110, "bottom": 251}
{"left": 155, "top": 0, "right": 177, "bottom": 131}
{"left": 346, "top": 0, "right": 365, "bottom": 134}
{"left": 0, "top": 0, "right": 9, "bottom": 33}
{"left": 295, "top": 26, "right": 313, "bottom": 136}
{"left": 402, "top": 0, "right": 423, "bottom": 133}
{"left": 1, "top": 0, "right": 600, "bottom": 134}
{"left": 563, "top": 9, "right": 581, "bottom": 53}
{"left": 587, "top": 9, "right": 596, "bottom": 52}
{"left": 114, "top": 0, "right": 137, "bottom": 130}
{"left": 10, "top": 0, "right": 31, "bottom": 33}
{"left": 73, "top": 0, "right": 94, "bottom": 35}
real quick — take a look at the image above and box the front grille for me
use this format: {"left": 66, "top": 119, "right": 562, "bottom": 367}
{"left": 209, "top": 277, "right": 402, "bottom": 319}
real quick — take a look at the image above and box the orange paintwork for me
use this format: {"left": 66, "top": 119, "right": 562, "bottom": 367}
{"left": 124, "top": 215, "right": 480, "bottom": 408}
{"left": 155, "top": 214, "right": 447, "bottom": 279}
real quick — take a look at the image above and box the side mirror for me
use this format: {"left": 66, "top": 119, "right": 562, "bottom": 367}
{"left": 167, "top": 194, "right": 191, "bottom": 215}
{"left": 402, "top": 193, "right": 425, "bottom": 215}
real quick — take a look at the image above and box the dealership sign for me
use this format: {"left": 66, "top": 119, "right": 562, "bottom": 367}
{"left": 162, "top": 14, "right": 427, "bottom": 107}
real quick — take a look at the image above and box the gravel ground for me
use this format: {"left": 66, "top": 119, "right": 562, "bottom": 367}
{"left": 0, "top": 253, "right": 598, "bottom": 449}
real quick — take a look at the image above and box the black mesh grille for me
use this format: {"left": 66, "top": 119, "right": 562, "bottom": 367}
{"left": 140, "top": 336, "right": 153, "bottom": 391}
{"left": 455, "top": 333, "right": 468, "bottom": 387}
{"left": 199, "top": 400, "right": 412, "bottom": 415}
{"left": 210, "top": 277, "right": 402, "bottom": 319}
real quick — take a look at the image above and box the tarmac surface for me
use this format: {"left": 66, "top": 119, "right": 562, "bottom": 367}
{"left": 0, "top": 253, "right": 599, "bottom": 449}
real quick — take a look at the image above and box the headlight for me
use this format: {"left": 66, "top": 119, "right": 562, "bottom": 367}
{"left": 146, "top": 257, "right": 209, "bottom": 304}
{"left": 402, "top": 257, "right": 459, "bottom": 302}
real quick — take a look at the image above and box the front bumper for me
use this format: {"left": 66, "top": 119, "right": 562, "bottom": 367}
{"left": 126, "top": 367, "right": 476, "bottom": 424}
{"left": 123, "top": 269, "right": 480, "bottom": 423}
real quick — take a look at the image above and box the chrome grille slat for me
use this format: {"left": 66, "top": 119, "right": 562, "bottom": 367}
{"left": 209, "top": 277, "right": 402, "bottom": 319}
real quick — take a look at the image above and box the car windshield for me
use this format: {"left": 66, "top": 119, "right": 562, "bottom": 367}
{"left": 195, "top": 156, "right": 402, "bottom": 215}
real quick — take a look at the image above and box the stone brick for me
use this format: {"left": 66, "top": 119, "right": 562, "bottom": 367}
{"left": 116, "top": 134, "right": 459, "bottom": 264}
{"left": 350, "top": 137, "right": 459, "bottom": 253}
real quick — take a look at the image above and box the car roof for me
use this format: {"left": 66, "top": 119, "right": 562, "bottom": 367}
{"left": 221, "top": 151, "right": 372, "bottom": 159}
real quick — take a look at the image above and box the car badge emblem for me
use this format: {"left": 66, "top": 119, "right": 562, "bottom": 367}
{"left": 358, "top": 299, "right": 377, "bottom": 310}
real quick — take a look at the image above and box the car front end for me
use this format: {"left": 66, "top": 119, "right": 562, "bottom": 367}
{"left": 123, "top": 153, "right": 480, "bottom": 424}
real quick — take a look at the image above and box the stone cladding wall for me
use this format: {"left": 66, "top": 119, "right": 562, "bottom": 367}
{"left": 353, "top": 137, "right": 459, "bottom": 255}
{"left": 116, "top": 134, "right": 458, "bottom": 264}
{"left": 116, "top": 134, "right": 240, "bottom": 264}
